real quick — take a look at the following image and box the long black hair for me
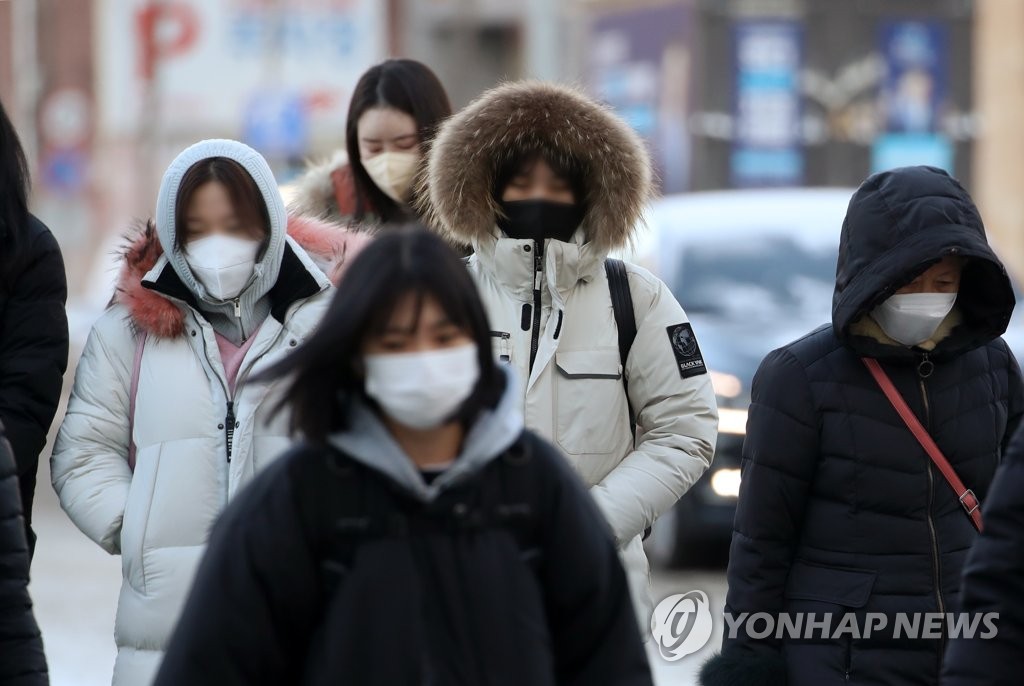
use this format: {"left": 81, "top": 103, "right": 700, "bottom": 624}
{"left": 0, "top": 97, "right": 30, "bottom": 274}
{"left": 263, "top": 227, "right": 504, "bottom": 444}
{"left": 346, "top": 59, "right": 452, "bottom": 223}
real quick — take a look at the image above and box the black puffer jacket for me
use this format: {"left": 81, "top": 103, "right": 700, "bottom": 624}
{"left": 941, "top": 423, "right": 1024, "bottom": 686}
{"left": 701, "top": 166, "right": 1023, "bottom": 686}
{"left": 0, "top": 214, "right": 69, "bottom": 556}
{"left": 155, "top": 429, "right": 652, "bottom": 686}
{"left": 0, "top": 422, "right": 48, "bottom": 684}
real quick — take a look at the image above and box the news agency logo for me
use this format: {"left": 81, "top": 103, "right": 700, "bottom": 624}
{"left": 650, "top": 591, "right": 715, "bottom": 661}
{"left": 650, "top": 589, "right": 1002, "bottom": 663}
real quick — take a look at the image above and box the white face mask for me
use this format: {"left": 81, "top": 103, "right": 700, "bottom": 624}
{"left": 364, "top": 344, "right": 480, "bottom": 430}
{"left": 871, "top": 292, "right": 958, "bottom": 346}
{"left": 362, "top": 151, "right": 419, "bottom": 203}
{"left": 185, "top": 234, "right": 260, "bottom": 301}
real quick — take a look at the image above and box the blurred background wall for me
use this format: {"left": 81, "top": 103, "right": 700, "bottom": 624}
{"left": 0, "top": 0, "right": 1021, "bottom": 328}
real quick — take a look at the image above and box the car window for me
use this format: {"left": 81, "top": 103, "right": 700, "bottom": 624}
{"left": 673, "top": 235, "right": 836, "bottom": 322}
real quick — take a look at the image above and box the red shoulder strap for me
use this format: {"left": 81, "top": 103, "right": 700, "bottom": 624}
{"left": 862, "top": 357, "right": 982, "bottom": 532}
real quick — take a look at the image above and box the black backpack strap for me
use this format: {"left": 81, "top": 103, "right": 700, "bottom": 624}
{"left": 319, "top": 450, "right": 399, "bottom": 596}
{"left": 492, "top": 435, "right": 542, "bottom": 571}
{"left": 605, "top": 259, "right": 654, "bottom": 541}
{"left": 605, "top": 258, "right": 637, "bottom": 433}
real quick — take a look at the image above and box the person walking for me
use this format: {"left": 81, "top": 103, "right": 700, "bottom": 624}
{"left": 0, "top": 98, "right": 69, "bottom": 559}
{"left": 941, "top": 422, "right": 1024, "bottom": 686}
{"left": 153, "top": 228, "right": 653, "bottom": 686}
{"left": 51, "top": 139, "right": 367, "bottom": 685}
{"left": 420, "top": 81, "right": 719, "bottom": 633}
{"left": 0, "top": 420, "right": 48, "bottom": 685}
{"left": 700, "top": 166, "right": 1023, "bottom": 686}
{"left": 290, "top": 59, "right": 452, "bottom": 230}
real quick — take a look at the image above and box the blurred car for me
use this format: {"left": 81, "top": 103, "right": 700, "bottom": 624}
{"left": 638, "top": 188, "right": 855, "bottom": 568}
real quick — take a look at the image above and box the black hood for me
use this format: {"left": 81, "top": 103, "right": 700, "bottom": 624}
{"left": 832, "top": 166, "right": 1014, "bottom": 360}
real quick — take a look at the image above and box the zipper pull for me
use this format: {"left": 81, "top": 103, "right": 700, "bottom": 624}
{"left": 224, "top": 401, "right": 236, "bottom": 462}
{"left": 918, "top": 353, "right": 935, "bottom": 379}
{"left": 233, "top": 298, "right": 242, "bottom": 319}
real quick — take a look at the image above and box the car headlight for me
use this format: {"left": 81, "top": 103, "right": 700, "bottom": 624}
{"left": 718, "top": 407, "right": 748, "bottom": 436}
{"left": 711, "top": 468, "right": 742, "bottom": 498}
{"left": 710, "top": 371, "right": 743, "bottom": 399}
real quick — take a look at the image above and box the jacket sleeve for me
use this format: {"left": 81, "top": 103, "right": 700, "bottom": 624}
{"left": 700, "top": 348, "right": 818, "bottom": 686}
{"left": 590, "top": 269, "right": 719, "bottom": 545}
{"left": 50, "top": 310, "right": 134, "bottom": 554}
{"left": 941, "top": 424, "right": 1024, "bottom": 686}
{"left": 155, "top": 454, "right": 321, "bottom": 686}
{"left": 0, "top": 224, "right": 69, "bottom": 509}
{"left": 0, "top": 429, "right": 48, "bottom": 685}
{"left": 535, "top": 438, "right": 654, "bottom": 686}
{"left": 1000, "top": 340, "right": 1024, "bottom": 456}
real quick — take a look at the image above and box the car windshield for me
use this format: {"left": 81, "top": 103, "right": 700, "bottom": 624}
{"left": 673, "top": 235, "right": 836, "bottom": 323}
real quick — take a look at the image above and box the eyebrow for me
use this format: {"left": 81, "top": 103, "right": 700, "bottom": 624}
{"left": 360, "top": 133, "right": 419, "bottom": 144}
{"left": 381, "top": 318, "right": 455, "bottom": 334}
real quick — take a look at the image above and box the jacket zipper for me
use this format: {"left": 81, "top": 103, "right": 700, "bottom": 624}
{"left": 232, "top": 297, "right": 248, "bottom": 343}
{"left": 918, "top": 352, "right": 947, "bottom": 667}
{"left": 528, "top": 240, "right": 543, "bottom": 372}
{"left": 224, "top": 400, "right": 236, "bottom": 462}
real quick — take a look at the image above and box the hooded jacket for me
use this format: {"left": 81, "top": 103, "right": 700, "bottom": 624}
{"left": 51, "top": 140, "right": 368, "bottom": 686}
{"left": 0, "top": 214, "right": 68, "bottom": 557}
{"left": 700, "top": 166, "right": 1023, "bottom": 686}
{"left": 288, "top": 150, "right": 377, "bottom": 227}
{"left": 422, "top": 81, "right": 719, "bottom": 632}
{"left": 0, "top": 423, "right": 48, "bottom": 685}
{"left": 154, "top": 370, "right": 654, "bottom": 686}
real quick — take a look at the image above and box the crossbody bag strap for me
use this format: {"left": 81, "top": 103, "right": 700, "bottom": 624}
{"left": 862, "top": 357, "right": 983, "bottom": 532}
{"left": 127, "top": 331, "right": 148, "bottom": 471}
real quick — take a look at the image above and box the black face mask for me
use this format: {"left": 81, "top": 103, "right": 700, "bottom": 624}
{"left": 497, "top": 199, "right": 584, "bottom": 244}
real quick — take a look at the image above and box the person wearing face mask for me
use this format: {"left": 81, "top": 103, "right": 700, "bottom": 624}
{"left": 419, "top": 81, "right": 719, "bottom": 636}
{"left": 50, "top": 139, "right": 369, "bottom": 686}
{"left": 152, "top": 229, "right": 654, "bottom": 686}
{"left": 289, "top": 59, "right": 452, "bottom": 230}
{"left": 699, "top": 166, "right": 1023, "bottom": 686}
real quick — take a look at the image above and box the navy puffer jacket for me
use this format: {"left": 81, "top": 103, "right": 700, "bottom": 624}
{"left": 701, "top": 166, "right": 1024, "bottom": 686}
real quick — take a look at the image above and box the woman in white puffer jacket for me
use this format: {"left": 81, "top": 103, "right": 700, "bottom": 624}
{"left": 51, "top": 139, "right": 367, "bottom": 686}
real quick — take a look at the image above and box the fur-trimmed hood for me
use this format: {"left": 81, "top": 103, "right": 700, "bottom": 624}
{"left": 420, "top": 81, "right": 653, "bottom": 253}
{"left": 287, "top": 150, "right": 361, "bottom": 225}
{"left": 115, "top": 215, "right": 369, "bottom": 339}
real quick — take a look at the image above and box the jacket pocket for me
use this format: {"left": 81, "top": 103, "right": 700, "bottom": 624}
{"left": 553, "top": 349, "right": 628, "bottom": 456}
{"left": 121, "top": 444, "right": 162, "bottom": 593}
{"left": 784, "top": 560, "right": 877, "bottom": 608}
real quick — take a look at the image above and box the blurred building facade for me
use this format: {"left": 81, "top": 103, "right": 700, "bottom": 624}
{"left": 3, "top": 0, "right": 1023, "bottom": 300}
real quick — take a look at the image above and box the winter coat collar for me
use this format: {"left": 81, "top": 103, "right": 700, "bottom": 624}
{"left": 287, "top": 149, "right": 377, "bottom": 225}
{"left": 420, "top": 81, "right": 652, "bottom": 254}
{"left": 115, "top": 215, "right": 369, "bottom": 339}
{"left": 472, "top": 228, "right": 605, "bottom": 302}
{"left": 832, "top": 166, "right": 1014, "bottom": 360}
{"left": 327, "top": 367, "right": 524, "bottom": 503}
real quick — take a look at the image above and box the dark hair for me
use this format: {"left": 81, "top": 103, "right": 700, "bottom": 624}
{"left": 174, "top": 157, "right": 271, "bottom": 252}
{"left": 0, "top": 97, "right": 30, "bottom": 273}
{"left": 492, "top": 149, "right": 588, "bottom": 208}
{"left": 346, "top": 59, "right": 452, "bottom": 223}
{"left": 263, "top": 226, "right": 504, "bottom": 444}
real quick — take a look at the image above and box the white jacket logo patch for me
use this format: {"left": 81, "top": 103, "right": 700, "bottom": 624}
{"left": 667, "top": 323, "right": 707, "bottom": 379}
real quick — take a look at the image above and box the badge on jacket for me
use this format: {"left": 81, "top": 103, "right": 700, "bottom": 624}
{"left": 666, "top": 323, "right": 707, "bottom": 379}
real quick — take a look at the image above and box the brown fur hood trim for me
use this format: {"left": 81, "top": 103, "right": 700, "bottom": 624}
{"left": 114, "top": 215, "right": 370, "bottom": 339}
{"left": 420, "top": 81, "right": 653, "bottom": 252}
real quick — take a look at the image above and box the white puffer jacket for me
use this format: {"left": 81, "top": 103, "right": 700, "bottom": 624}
{"left": 423, "top": 82, "right": 720, "bottom": 633}
{"left": 51, "top": 140, "right": 368, "bottom": 686}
